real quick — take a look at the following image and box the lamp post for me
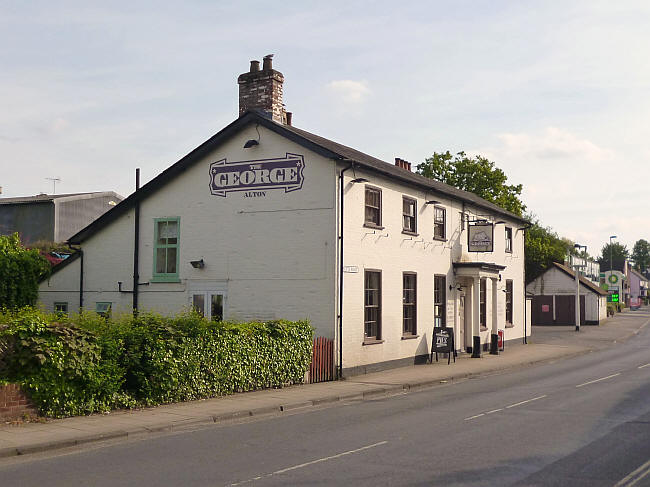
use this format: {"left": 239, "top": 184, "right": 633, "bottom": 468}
{"left": 574, "top": 244, "right": 587, "bottom": 331}
{"left": 609, "top": 235, "right": 617, "bottom": 304}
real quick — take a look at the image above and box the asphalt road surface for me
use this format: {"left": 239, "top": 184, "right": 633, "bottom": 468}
{"left": 1, "top": 313, "right": 649, "bottom": 486}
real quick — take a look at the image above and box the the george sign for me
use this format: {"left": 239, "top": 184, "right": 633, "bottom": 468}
{"left": 430, "top": 327, "right": 456, "bottom": 364}
{"left": 468, "top": 222, "right": 494, "bottom": 252}
{"left": 209, "top": 153, "right": 305, "bottom": 197}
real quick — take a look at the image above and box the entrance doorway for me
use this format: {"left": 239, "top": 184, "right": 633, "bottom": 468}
{"left": 459, "top": 293, "right": 468, "bottom": 351}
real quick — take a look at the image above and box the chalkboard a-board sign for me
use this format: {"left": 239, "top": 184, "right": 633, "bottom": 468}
{"left": 430, "top": 327, "right": 456, "bottom": 364}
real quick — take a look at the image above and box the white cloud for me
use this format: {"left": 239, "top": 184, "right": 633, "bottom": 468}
{"left": 495, "top": 127, "right": 613, "bottom": 163}
{"left": 326, "top": 80, "right": 370, "bottom": 104}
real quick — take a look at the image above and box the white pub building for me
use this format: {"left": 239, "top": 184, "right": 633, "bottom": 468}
{"left": 39, "top": 56, "right": 530, "bottom": 377}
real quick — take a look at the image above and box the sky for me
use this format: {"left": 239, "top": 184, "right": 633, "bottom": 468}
{"left": 1, "top": 1, "right": 649, "bottom": 257}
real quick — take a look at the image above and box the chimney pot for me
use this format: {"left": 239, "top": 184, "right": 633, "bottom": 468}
{"left": 263, "top": 54, "right": 273, "bottom": 71}
{"left": 250, "top": 60, "right": 260, "bottom": 72}
{"left": 286, "top": 112, "right": 292, "bottom": 126}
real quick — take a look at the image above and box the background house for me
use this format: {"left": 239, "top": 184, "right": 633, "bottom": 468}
{"left": 527, "top": 262, "right": 608, "bottom": 325}
{"left": 0, "top": 192, "right": 122, "bottom": 245}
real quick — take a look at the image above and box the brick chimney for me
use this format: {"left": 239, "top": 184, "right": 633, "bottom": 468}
{"left": 394, "top": 157, "right": 412, "bottom": 171}
{"left": 238, "top": 54, "right": 287, "bottom": 124}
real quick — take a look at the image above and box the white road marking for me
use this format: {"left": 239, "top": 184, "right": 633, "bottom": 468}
{"left": 486, "top": 408, "right": 503, "bottom": 414}
{"left": 505, "top": 395, "right": 547, "bottom": 409}
{"left": 638, "top": 363, "right": 650, "bottom": 369}
{"left": 227, "top": 441, "right": 388, "bottom": 486}
{"left": 614, "top": 458, "right": 650, "bottom": 487}
{"left": 575, "top": 373, "right": 621, "bottom": 388}
{"left": 464, "top": 413, "right": 485, "bottom": 421}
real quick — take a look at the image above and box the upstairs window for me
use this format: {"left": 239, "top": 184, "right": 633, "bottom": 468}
{"left": 505, "top": 227, "right": 513, "bottom": 253}
{"left": 402, "top": 197, "right": 417, "bottom": 233}
{"left": 434, "top": 206, "right": 446, "bottom": 240}
{"left": 153, "top": 217, "right": 180, "bottom": 282}
{"left": 364, "top": 187, "right": 382, "bottom": 227}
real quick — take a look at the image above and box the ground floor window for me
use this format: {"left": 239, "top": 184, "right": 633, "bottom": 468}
{"left": 505, "top": 279, "right": 513, "bottom": 325}
{"left": 54, "top": 302, "right": 68, "bottom": 315}
{"left": 95, "top": 302, "right": 112, "bottom": 318}
{"left": 192, "top": 293, "right": 225, "bottom": 321}
{"left": 434, "top": 275, "right": 446, "bottom": 327}
{"left": 364, "top": 270, "right": 382, "bottom": 340}
{"left": 403, "top": 273, "right": 417, "bottom": 335}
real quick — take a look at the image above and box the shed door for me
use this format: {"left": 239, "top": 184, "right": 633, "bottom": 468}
{"left": 554, "top": 295, "right": 585, "bottom": 325}
{"left": 532, "top": 295, "right": 554, "bottom": 325}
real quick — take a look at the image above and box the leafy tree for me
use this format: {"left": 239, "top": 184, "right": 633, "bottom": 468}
{"left": 631, "top": 239, "right": 650, "bottom": 272}
{"left": 598, "top": 242, "right": 629, "bottom": 270}
{"left": 0, "top": 233, "right": 50, "bottom": 308}
{"left": 416, "top": 151, "right": 526, "bottom": 216}
{"left": 524, "top": 217, "right": 572, "bottom": 283}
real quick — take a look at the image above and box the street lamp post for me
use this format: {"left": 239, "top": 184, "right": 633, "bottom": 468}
{"left": 574, "top": 244, "right": 587, "bottom": 331}
{"left": 609, "top": 235, "right": 617, "bottom": 304}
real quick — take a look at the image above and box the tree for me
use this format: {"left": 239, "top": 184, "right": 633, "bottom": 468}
{"left": 598, "top": 242, "right": 629, "bottom": 270}
{"left": 631, "top": 239, "right": 650, "bottom": 272}
{"left": 416, "top": 151, "right": 526, "bottom": 216}
{"left": 0, "top": 233, "right": 50, "bottom": 308}
{"left": 524, "top": 217, "right": 572, "bottom": 283}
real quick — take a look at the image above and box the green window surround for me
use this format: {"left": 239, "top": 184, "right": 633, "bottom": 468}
{"left": 152, "top": 217, "right": 181, "bottom": 282}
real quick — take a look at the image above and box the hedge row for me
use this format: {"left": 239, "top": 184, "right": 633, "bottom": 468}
{"left": 0, "top": 308, "right": 313, "bottom": 417}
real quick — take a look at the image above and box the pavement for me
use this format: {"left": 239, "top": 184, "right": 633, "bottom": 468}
{"left": 1, "top": 308, "right": 649, "bottom": 459}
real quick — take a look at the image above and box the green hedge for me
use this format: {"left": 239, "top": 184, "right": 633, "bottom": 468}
{"left": 0, "top": 308, "right": 313, "bottom": 417}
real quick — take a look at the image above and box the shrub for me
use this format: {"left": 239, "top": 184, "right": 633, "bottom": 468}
{"left": 0, "top": 234, "right": 50, "bottom": 308}
{"left": 0, "top": 308, "right": 313, "bottom": 417}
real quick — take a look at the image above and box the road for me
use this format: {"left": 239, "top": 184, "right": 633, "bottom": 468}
{"left": 1, "top": 312, "right": 649, "bottom": 486}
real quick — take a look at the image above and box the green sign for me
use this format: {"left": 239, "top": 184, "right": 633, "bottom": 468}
{"left": 610, "top": 293, "right": 619, "bottom": 303}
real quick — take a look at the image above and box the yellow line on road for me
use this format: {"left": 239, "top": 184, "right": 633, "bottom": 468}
{"left": 638, "top": 364, "right": 650, "bottom": 369}
{"left": 464, "top": 413, "right": 485, "bottom": 421}
{"left": 614, "top": 458, "right": 650, "bottom": 487}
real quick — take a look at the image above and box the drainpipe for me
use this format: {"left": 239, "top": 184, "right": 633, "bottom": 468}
{"left": 523, "top": 227, "right": 527, "bottom": 344}
{"left": 133, "top": 168, "right": 140, "bottom": 315}
{"left": 338, "top": 161, "right": 353, "bottom": 379}
{"left": 79, "top": 249, "right": 84, "bottom": 310}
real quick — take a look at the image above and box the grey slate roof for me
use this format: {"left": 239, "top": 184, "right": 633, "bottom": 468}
{"left": 68, "top": 111, "right": 528, "bottom": 244}
{"left": 552, "top": 262, "right": 609, "bottom": 296}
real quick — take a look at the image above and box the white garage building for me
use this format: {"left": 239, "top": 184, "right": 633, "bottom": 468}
{"left": 39, "top": 56, "right": 529, "bottom": 376}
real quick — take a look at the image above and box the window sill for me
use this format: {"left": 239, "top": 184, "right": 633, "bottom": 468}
{"left": 433, "top": 236, "right": 447, "bottom": 242}
{"left": 402, "top": 230, "right": 419, "bottom": 236}
{"left": 480, "top": 326, "right": 488, "bottom": 332}
{"left": 401, "top": 334, "right": 419, "bottom": 340}
{"left": 505, "top": 250, "right": 513, "bottom": 254}
{"left": 151, "top": 277, "right": 181, "bottom": 283}
{"left": 362, "top": 339, "right": 384, "bottom": 346}
{"left": 505, "top": 323, "right": 514, "bottom": 328}
{"left": 363, "top": 223, "right": 385, "bottom": 230}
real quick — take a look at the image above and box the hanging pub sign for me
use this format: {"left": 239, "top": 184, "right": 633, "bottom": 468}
{"left": 430, "top": 327, "right": 456, "bottom": 365}
{"left": 209, "top": 153, "right": 305, "bottom": 197}
{"left": 468, "top": 222, "right": 494, "bottom": 252}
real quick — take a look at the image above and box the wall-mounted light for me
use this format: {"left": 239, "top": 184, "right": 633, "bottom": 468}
{"left": 425, "top": 200, "right": 440, "bottom": 205}
{"left": 351, "top": 177, "right": 369, "bottom": 183}
{"left": 190, "top": 259, "right": 205, "bottom": 269}
{"left": 243, "top": 139, "right": 259, "bottom": 148}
